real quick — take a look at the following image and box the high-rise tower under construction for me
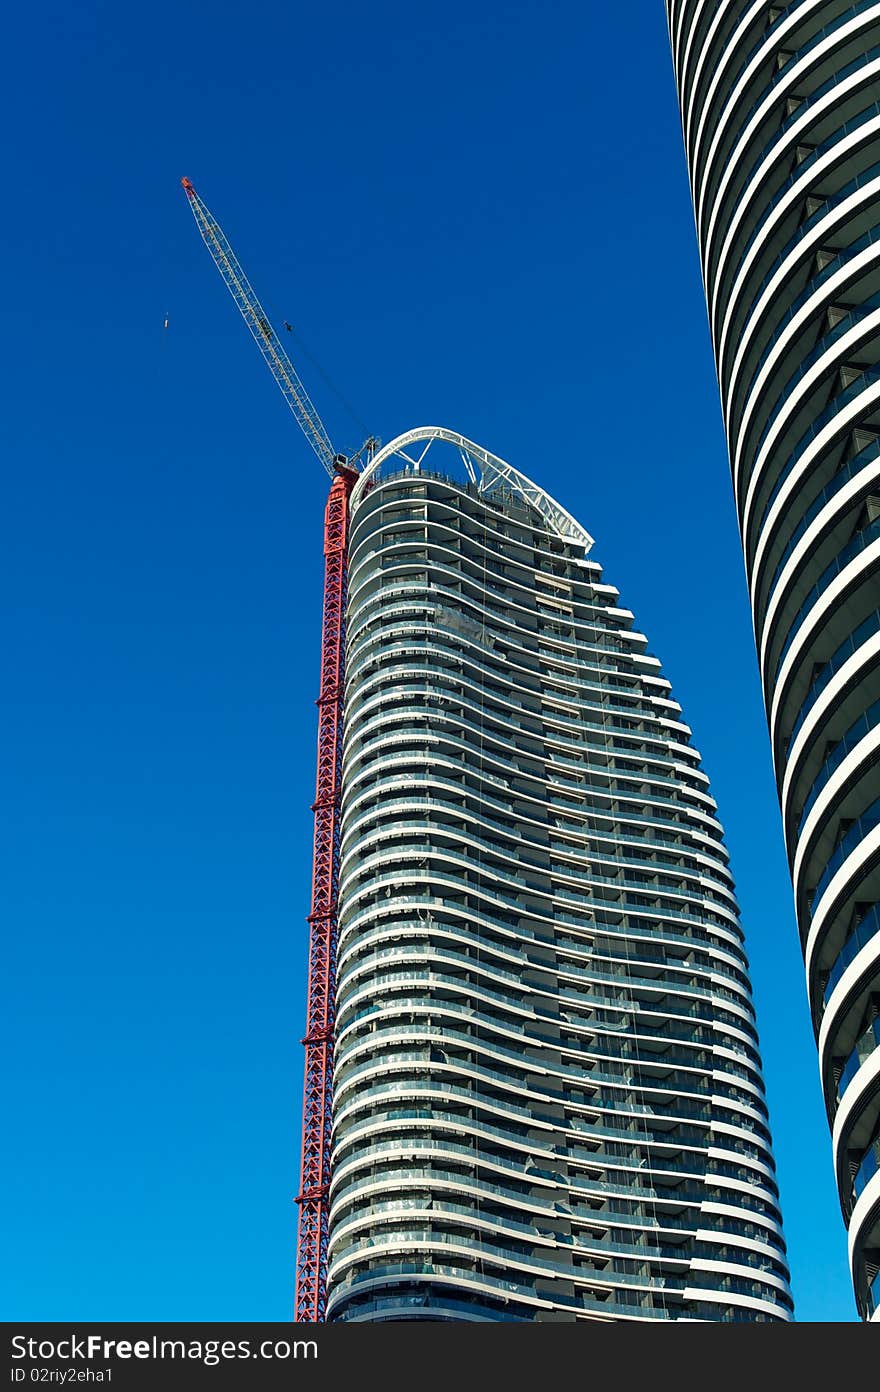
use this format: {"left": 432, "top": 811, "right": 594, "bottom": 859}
{"left": 324, "top": 428, "right": 793, "bottom": 1323}
{"left": 180, "top": 181, "right": 794, "bottom": 1324}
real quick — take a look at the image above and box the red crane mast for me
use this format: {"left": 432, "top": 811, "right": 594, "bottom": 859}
{"left": 181, "top": 178, "right": 373, "bottom": 1321}
{"left": 295, "top": 463, "right": 356, "bottom": 1321}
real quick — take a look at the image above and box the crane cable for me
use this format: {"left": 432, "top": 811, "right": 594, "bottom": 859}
{"left": 283, "top": 323, "right": 373, "bottom": 447}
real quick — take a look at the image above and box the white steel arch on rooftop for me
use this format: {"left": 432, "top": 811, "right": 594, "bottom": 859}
{"left": 352, "top": 426, "right": 594, "bottom": 553}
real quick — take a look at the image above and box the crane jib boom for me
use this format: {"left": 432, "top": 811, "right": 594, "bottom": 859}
{"left": 181, "top": 177, "right": 338, "bottom": 476}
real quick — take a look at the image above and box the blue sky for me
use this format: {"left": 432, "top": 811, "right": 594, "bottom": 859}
{"left": 1, "top": 0, "right": 856, "bottom": 1321}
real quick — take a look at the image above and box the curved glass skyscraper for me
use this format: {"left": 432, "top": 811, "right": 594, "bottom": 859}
{"left": 666, "top": 0, "right": 880, "bottom": 1320}
{"left": 324, "top": 427, "right": 792, "bottom": 1322}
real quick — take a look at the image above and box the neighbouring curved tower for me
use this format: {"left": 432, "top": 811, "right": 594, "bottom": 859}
{"left": 324, "top": 428, "right": 792, "bottom": 1322}
{"left": 666, "top": 0, "right": 880, "bottom": 1320}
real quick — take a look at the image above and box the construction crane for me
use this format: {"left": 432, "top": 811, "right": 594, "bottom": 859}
{"left": 181, "top": 176, "right": 374, "bottom": 1323}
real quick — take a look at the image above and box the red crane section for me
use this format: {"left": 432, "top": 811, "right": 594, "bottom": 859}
{"left": 181, "top": 178, "right": 375, "bottom": 1322}
{"left": 294, "top": 465, "right": 357, "bottom": 1323}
